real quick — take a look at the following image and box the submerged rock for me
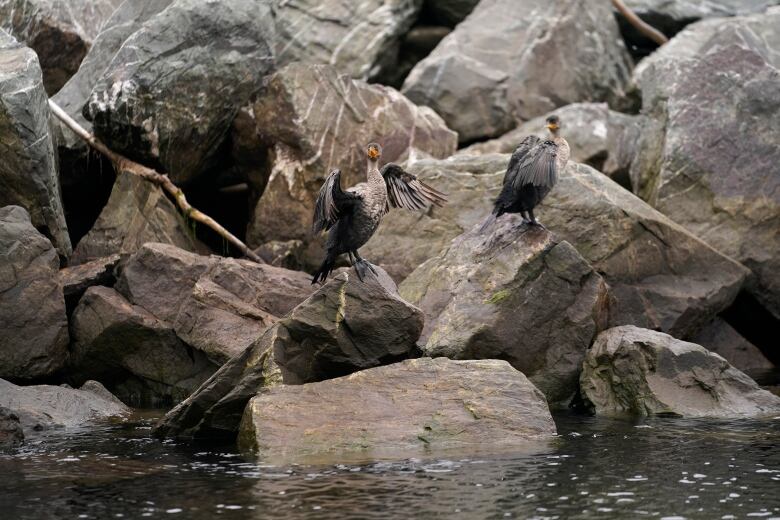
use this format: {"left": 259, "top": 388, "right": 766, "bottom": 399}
{"left": 400, "top": 218, "right": 609, "bottom": 406}
{"left": 0, "top": 0, "right": 121, "bottom": 94}
{"left": 0, "top": 378, "right": 128, "bottom": 431}
{"left": 0, "top": 407, "right": 24, "bottom": 451}
{"left": 238, "top": 358, "right": 556, "bottom": 463}
{"left": 630, "top": 9, "right": 780, "bottom": 320}
{"left": 0, "top": 31, "right": 71, "bottom": 257}
{"left": 155, "top": 265, "right": 423, "bottom": 439}
{"left": 84, "top": 0, "right": 275, "bottom": 184}
{"left": 691, "top": 318, "right": 773, "bottom": 374}
{"left": 246, "top": 63, "right": 457, "bottom": 267}
{"left": 0, "top": 206, "right": 68, "bottom": 381}
{"left": 402, "top": 0, "right": 632, "bottom": 143}
{"left": 580, "top": 326, "right": 780, "bottom": 417}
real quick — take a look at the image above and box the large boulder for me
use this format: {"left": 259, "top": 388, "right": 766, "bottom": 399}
{"left": 238, "top": 358, "right": 556, "bottom": 463}
{"left": 630, "top": 9, "right": 780, "bottom": 320}
{"left": 0, "top": 0, "right": 121, "bottom": 94}
{"left": 0, "top": 31, "right": 71, "bottom": 256}
{"left": 246, "top": 63, "right": 457, "bottom": 267}
{"left": 69, "top": 286, "right": 218, "bottom": 406}
{"left": 0, "top": 378, "right": 128, "bottom": 431}
{"left": 155, "top": 265, "right": 423, "bottom": 439}
{"left": 272, "top": 0, "right": 422, "bottom": 80}
{"left": 580, "top": 326, "right": 780, "bottom": 417}
{"left": 83, "top": 0, "right": 275, "bottom": 184}
{"left": 0, "top": 206, "right": 68, "bottom": 380}
{"left": 691, "top": 318, "right": 774, "bottom": 374}
{"left": 0, "top": 407, "right": 23, "bottom": 452}
{"left": 70, "top": 170, "right": 204, "bottom": 264}
{"left": 115, "top": 243, "right": 314, "bottom": 363}
{"left": 400, "top": 218, "right": 610, "bottom": 406}
{"left": 402, "top": 0, "right": 632, "bottom": 143}
{"left": 461, "top": 103, "right": 642, "bottom": 187}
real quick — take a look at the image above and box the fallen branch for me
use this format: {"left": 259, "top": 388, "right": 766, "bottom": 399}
{"left": 49, "top": 99, "right": 264, "bottom": 264}
{"left": 611, "top": 0, "right": 668, "bottom": 46}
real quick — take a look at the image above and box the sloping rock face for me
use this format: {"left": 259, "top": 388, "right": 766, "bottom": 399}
{"left": 630, "top": 9, "right": 780, "bottom": 320}
{"left": 363, "top": 153, "right": 507, "bottom": 282}
{"left": 69, "top": 286, "right": 218, "bottom": 405}
{"left": 0, "top": 32, "right": 71, "bottom": 257}
{"left": 691, "top": 318, "right": 774, "bottom": 374}
{"left": 83, "top": 0, "right": 275, "bottom": 184}
{"left": 402, "top": 0, "right": 632, "bottom": 143}
{"left": 272, "top": 0, "right": 422, "bottom": 80}
{"left": 0, "top": 378, "right": 128, "bottom": 431}
{"left": 70, "top": 171, "right": 203, "bottom": 264}
{"left": 400, "top": 218, "right": 610, "bottom": 406}
{"left": 0, "top": 0, "right": 121, "bottom": 94}
{"left": 0, "top": 407, "right": 24, "bottom": 451}
{"left": 155, "top": 265, "right": 423, "bottom": 439}
{"left": 580, "top": 326, "right": 780, "bottom": 417}
{"left": 246, "top": 63, "right": 457, "bottom": 267}
{"left": 115, "top": 243, "right": 314, "bottom": 364}
{"left": 462, "top": 103, "right": 642, "bottom": 187}
{"left": 238, "top": 358, "right": 556, "bottom": 463}
{"left": 0, "top": 206, "right": 68, "bottom": 381}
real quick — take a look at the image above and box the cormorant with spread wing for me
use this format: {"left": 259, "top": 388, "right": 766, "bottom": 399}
{"left": 311, "top": 143, "right": 447, "bottom": 283}
{"left": 482, "top": 115, "right": 569, "bottom": 230}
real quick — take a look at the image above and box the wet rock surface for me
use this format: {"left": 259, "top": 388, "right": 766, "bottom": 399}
{"left": 400, "top": 217, "right": 609, "bottom": 406}
{"left": 246, "top": 63, "right": 457, "bottom": 267}
{"left": 402, "top": 0, "right": 632, "bottom": 143}
{"left": 580, "top": 326, "right": 780, "bottom": 418}
{"left": 155, "top": 265, "right": 423, "bottom": 439}
{"left": 0, "top": 206, "right": 68, "bottom": 381}
{"left": 630, "top": 9, "right": 780, "bottom": 320}
{"left": 0, "top": 407, "right": 24, "bottom": 451}
{"left": 0, "top": 31, "right": 71, "bottom": 256}
{"left": 84, "top": 0, "right": 275, "bottom": 184}
{"left": 238, "top": 358, "right": 556, "bottom": 463}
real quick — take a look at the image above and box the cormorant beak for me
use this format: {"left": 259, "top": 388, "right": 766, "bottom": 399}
{"left": 546, "top": 123, "right": 559, "bottom": 132}
{"left": 368, "top": 148, "right": 380, "bottom": 159}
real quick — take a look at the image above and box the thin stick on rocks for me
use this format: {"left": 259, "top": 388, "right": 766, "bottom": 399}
{"left": 49, "top": 99, "right": 264, "bottom": 264}
{"left": 611, "top": 0, "right": 668, "bottom": 46}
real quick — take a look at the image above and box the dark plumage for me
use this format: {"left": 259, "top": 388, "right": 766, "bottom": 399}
{"left": 311, "top": 143, "right": 447, "bottom": 284}
{"left": 483, "top": 115, "right": 570, "bottom": 230}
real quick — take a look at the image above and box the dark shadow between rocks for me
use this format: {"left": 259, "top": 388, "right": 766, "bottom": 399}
{"left": 721, "top": 291, "right": 780, "bottom": 366}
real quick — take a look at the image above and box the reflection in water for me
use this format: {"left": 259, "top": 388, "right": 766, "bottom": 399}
{"left": 1, "top": 411, "right": 778, "bottom": 519}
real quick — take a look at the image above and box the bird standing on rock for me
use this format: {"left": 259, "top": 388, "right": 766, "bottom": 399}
{"left": 311, "top": 143, "right": 447, "bottom": 284}
{"left": 482, "top": 115, "right": 569, "bottom": 230}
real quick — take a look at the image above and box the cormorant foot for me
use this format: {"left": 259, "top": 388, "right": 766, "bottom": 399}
{"left": 528, "top": 220, "right": 546, "bottom": 230}
{"left": 353, "top": 259, "right": 377, "bottom": 282}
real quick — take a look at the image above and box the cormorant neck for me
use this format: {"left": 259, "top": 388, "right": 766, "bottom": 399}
{"left": 367, "top": 158, "right": 380, "bottom": 173}
{"left": 548, "top": 129, "right": 560, "bottom": 139}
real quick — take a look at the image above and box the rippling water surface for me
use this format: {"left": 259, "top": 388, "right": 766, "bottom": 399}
{"left": 1, "top": 411, "right": 778, "bottom": 519}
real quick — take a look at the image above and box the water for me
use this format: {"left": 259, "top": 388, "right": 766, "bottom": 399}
{"left": 2, "top": 412, "right": 778, "bottom": 520}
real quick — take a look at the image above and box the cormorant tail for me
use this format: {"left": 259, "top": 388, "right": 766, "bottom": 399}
{"left": 478, "top": 209, "right": 500, "bottom": 233}
{"left": 312, "top": 253, "right": 337, "bottom": 284}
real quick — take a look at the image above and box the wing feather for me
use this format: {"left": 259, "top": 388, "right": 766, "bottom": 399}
{"left": 381, "top": 163, "right": 448, "bottom": 211}
{"left": 511, "top": 139, "right": 559, "bottom": 190}
{"left": 312, "top": 169, "right": 362, "bottom": 233}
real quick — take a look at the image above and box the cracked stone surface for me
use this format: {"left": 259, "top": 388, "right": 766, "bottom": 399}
{"left": 237, "top": 358, "right": 556, "bottom": 463}
{"left": 580, "top": 325, "right": 780, "bottom": 417}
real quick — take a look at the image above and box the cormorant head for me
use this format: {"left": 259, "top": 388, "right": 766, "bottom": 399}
{"left": 545, "top": 115, "right": 561, "bottom": 134}
{"left": 367, "top": 142, "right": 382, "bottom": 161}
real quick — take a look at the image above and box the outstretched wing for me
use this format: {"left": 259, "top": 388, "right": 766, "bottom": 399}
{"left": 381, "top": 163, "right": 447, "bottom": 211}
{"left": 312, "top": 169, "right": 362, "bottom": 233}
{"left": 510, "top": 139, "right": 559, "bottom": 190}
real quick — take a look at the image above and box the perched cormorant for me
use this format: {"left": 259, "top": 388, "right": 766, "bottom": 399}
{"left": 483, "top": 115, "right": 569, "bottom": 230}
{"left": 311, "top": 143, "right": 447, "bottom": 283}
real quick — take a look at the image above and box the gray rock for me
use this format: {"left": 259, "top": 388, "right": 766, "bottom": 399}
{"left": 247, "top": 63, "right": 457, "bottom": 267}
{"left": 580, "top": 325, "right": 780, "bottom": 417}
{"left": 60, "top": 253, "right": 120, "bottom": 310}
{"left": 70, "top": 171, "right": 204, "bottom": 264}
{"left": 116, "top": 243, "right": 315, "bottom": 364}
{"left": 155, "top": 264, "right": 423, "bottom": 439}
{"left": 69, "top": 286, "right": 218, "bottom": 406}
{"left": 0, "top": 407, "right": 23, "bottom": 451}
{"left": 400, "top": 218, "right": 610, "bottom": 406}
{"left": 630, "top": 9, "right": 780, "bottom": 320}
{"left": 0, "top": 0, "right": 121, "bottom": 94}
{"left": 83, "top": 0, "right": 275, "bottom": 184}
{"left": 0, "top": 377, "right": 128, "bottom": 431}
{"left": 238, "top": 358, "right": 556, "bottom": 463}
{"left": 402, "top": 0, "right": 632, "bottom": 143}
{"left": 422, "top": 0, "right": 479, "bottom": 26}
{"left": 273, "top": 0, "right": 422, "bottom": 81}
{"left": 0, "top": 32, "right": 71, "bottom": 257}
{"left": 461, "top": 103, "right": 643, "bottom": 187}
{"left": 691, "top": 318, "right": 774, "bottom": 374}
{"left": 0, "top": 206, "right": 68, "bottom": 380}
